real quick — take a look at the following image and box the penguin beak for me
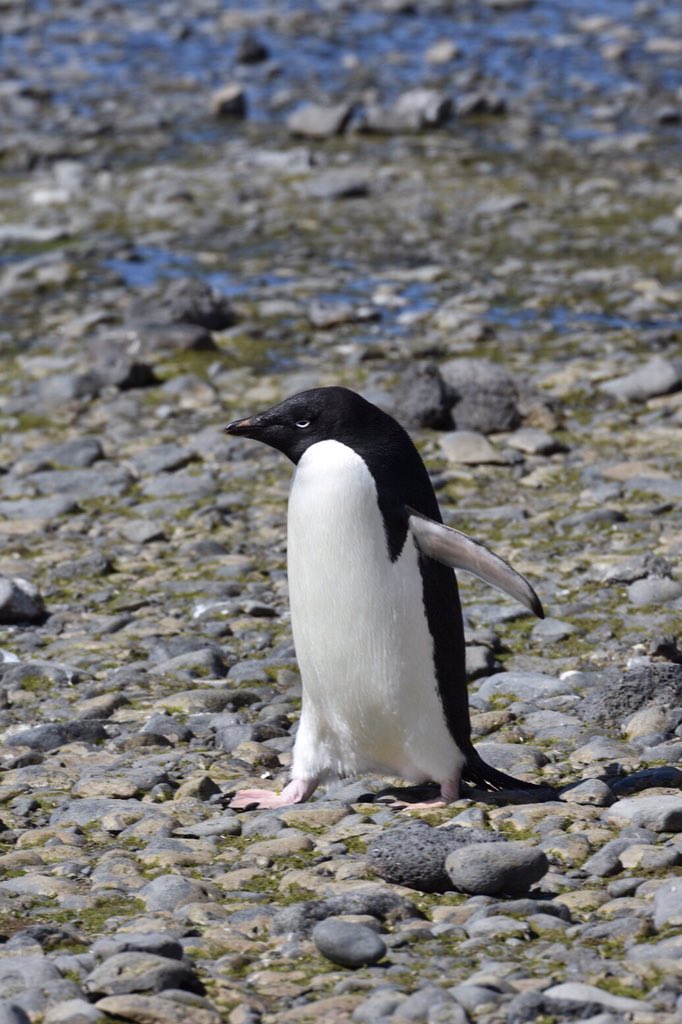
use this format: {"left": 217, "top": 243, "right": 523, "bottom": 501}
{"left": 225, "top": 415, "right": 262, "bottom": 438}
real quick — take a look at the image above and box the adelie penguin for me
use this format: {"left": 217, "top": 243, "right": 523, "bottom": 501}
{"left": 225, "top": 386, "right": 548, "bottom": 809}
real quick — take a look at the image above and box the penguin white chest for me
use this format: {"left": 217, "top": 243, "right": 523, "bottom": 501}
{"left": 287, "top": 439, "right": 459, "bottom": 783}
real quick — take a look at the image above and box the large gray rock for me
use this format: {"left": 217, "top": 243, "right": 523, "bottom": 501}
{"left": 0, "top": 955, "right": 82, "bottom": 1016}
{"left": 83, "top": 953, "right": 202, "bottom": 998}
{"left": 600, "top": 355, "right": 682, "bottom": 401}
{"left": 312, "top": 918, "right": 386, "bottom": 969}
{"left": 367, "top": 820, "right": 505, "bottom": 893}
{"left": 392, "top": 362, "right": 454, "bottom": 429}
{"left": 603, "top": 795, "right": 682, "bottom": 831}
{"left": 440, "top": 358, "right": 521, "bottom": 434}
{"left": 578, "top": 663, "right": 682, "bottom": 728}
{"left": 6, "top": 721, "right": 107, "bottom": 752}
{"left": 445, "top": 841, "right": 548, "bottom": 895}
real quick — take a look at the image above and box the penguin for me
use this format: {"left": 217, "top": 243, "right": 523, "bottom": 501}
{"left": 225, "top": 386, "right": 546, "bottom": 809}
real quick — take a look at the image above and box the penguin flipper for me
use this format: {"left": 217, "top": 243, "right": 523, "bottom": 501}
{"left": 406, "top": 507, "right": 544, "bottom": 619}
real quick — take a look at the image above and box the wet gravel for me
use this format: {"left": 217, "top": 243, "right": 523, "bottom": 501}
{"left": 1, "top": 1, "right": 682, "bottom": 1022}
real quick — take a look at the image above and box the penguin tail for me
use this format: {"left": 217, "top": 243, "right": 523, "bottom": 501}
{"left": 463, "top": 749, "right": 556, "bottom": 798}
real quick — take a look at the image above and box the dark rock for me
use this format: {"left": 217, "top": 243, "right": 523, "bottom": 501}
{"left": 91, "top": 932, "right": 184, "bottom": 962}
{"left": 93, "top": 356, "right": 158, "bottom": 391}
{"left": 0, "top": 577, "right": 46, "bottom": 624}
{"left": 577, "top": 663, "right": 682, "bottom": 728}
{"left": 287, "top": 102, "right": 354, "bottom": 138}
{"left": 312, "top": 918, "right": 386, "bottom": 969}
{"left": 456, "top": 92, "right": 507, "bottom": 116}
{"left": 270, "top": 889, "right": 422, "bottom": 935}
{"left": 132, "top": 323, "right": 217, "bottom": 354}
{"left": 210, "top": 83, "right": 247, "bottom": 119}
{"left": 366, "top": 820, "right": 505, "bottom": 893}
{"left": 440, "top": 358, "right": 521, "bottom": 434}
{"left": 648, "top": 635, "right": 682, "bottom": 663}
{"left": 7, "top": 721, "right": 107, "bottom": 752}
{"left": 83, "top": 952, "right": 202, "bottom": 997}
{"left": 140, "top": 712, "right": 193, "bottom": 743}
{"left": 393, "top": 362, "right": 455, "bottom": 429}
{"left": 236, "top": 33, "right": 269, "bottom": 64}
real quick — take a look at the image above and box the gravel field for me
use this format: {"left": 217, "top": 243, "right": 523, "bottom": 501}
{"left": 1, "top": 1, "right": 682, "bottom": 1022}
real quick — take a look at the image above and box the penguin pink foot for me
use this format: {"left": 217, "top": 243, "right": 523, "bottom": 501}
{"left": 387, "top": 779, "right": 460, "bottom": 810}
{"left": 230, "top": 777, "right": 318, "bottom": 810}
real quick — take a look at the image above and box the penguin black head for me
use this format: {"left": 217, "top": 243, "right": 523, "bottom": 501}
{"left": 225, "top": 386, "right": 405, "bottom": 464}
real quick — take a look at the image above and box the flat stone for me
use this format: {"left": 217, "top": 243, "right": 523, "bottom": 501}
{"left": 0, "top": 497, "right": 78, "bottom": 520}
{"left": 445, "top": 841, "right": 548, "bottom": 895}
{"left": 287, "top": 102, "right": 353, "bottom": 138}
{"left": 542, "top": 982, "right": 654, "bottom": 1014}
{"left": 95, "top": 993, "right": 221, "bottom": 1024}
{"left": 43, "top": 999, "right": 106, "bottom": 1023}
{"left": 559, "top": 779, "right": 614, "bottom": 806}
{"left": 602, "top": 795, "right": 682, "bottom": 831}
{"left": 600, "top": 356, "right": 682, "bottom": 401}
{"left": 312, "top": 918, "right": 386, "bottom": 969}
{"left": 439, "top": 430, "right": 506, "bottom": 465}
{"left": 475, "top": 671, "right": 568, "bottom": 702}
{"left": 506, "top": 427, "right": 564, "bottom": 455}
{"left": 530, "top": 617, "right": 577, "bottom": 643}
{"left": 83, "top": 953, "right": 202, "bottom": 998}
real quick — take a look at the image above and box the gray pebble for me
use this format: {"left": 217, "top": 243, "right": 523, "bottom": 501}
{"left": 627, "top": 576, "right": 682, "bottom": 606}
{"left": 600, "top": 355, "right": 682, "bottom": 401}
{"left": 139, "top": 875, "right": 219, "bottom": 912}
{"left": 445, "top": 841, "right": 549, "bottom": 895}
{"left": 312, "top": 918, "right": 386, "bottom": 969}
{"left": 287, "top": 102, "right": 353, "bottom": 138}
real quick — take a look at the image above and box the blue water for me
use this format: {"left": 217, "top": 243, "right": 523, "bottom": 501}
{"left": 2, "top": 0, "right": 681, "bottom": 140}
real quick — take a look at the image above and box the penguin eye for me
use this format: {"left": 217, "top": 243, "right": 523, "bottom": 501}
{"left": 295, "top": 419, "right": 310, "bottom": 429}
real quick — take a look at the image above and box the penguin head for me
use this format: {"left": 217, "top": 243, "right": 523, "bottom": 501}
{"left": 225, "top": 386, "right": 401, "bottom": 464}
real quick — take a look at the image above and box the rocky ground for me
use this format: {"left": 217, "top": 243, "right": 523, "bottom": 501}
{"left": 1, "top": 1, "right": 682, "bottom": 1022}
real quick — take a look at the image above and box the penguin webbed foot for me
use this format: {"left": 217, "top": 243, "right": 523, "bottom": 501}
{"left": 229, "top": 777, "right": 318, "bottom": 810}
